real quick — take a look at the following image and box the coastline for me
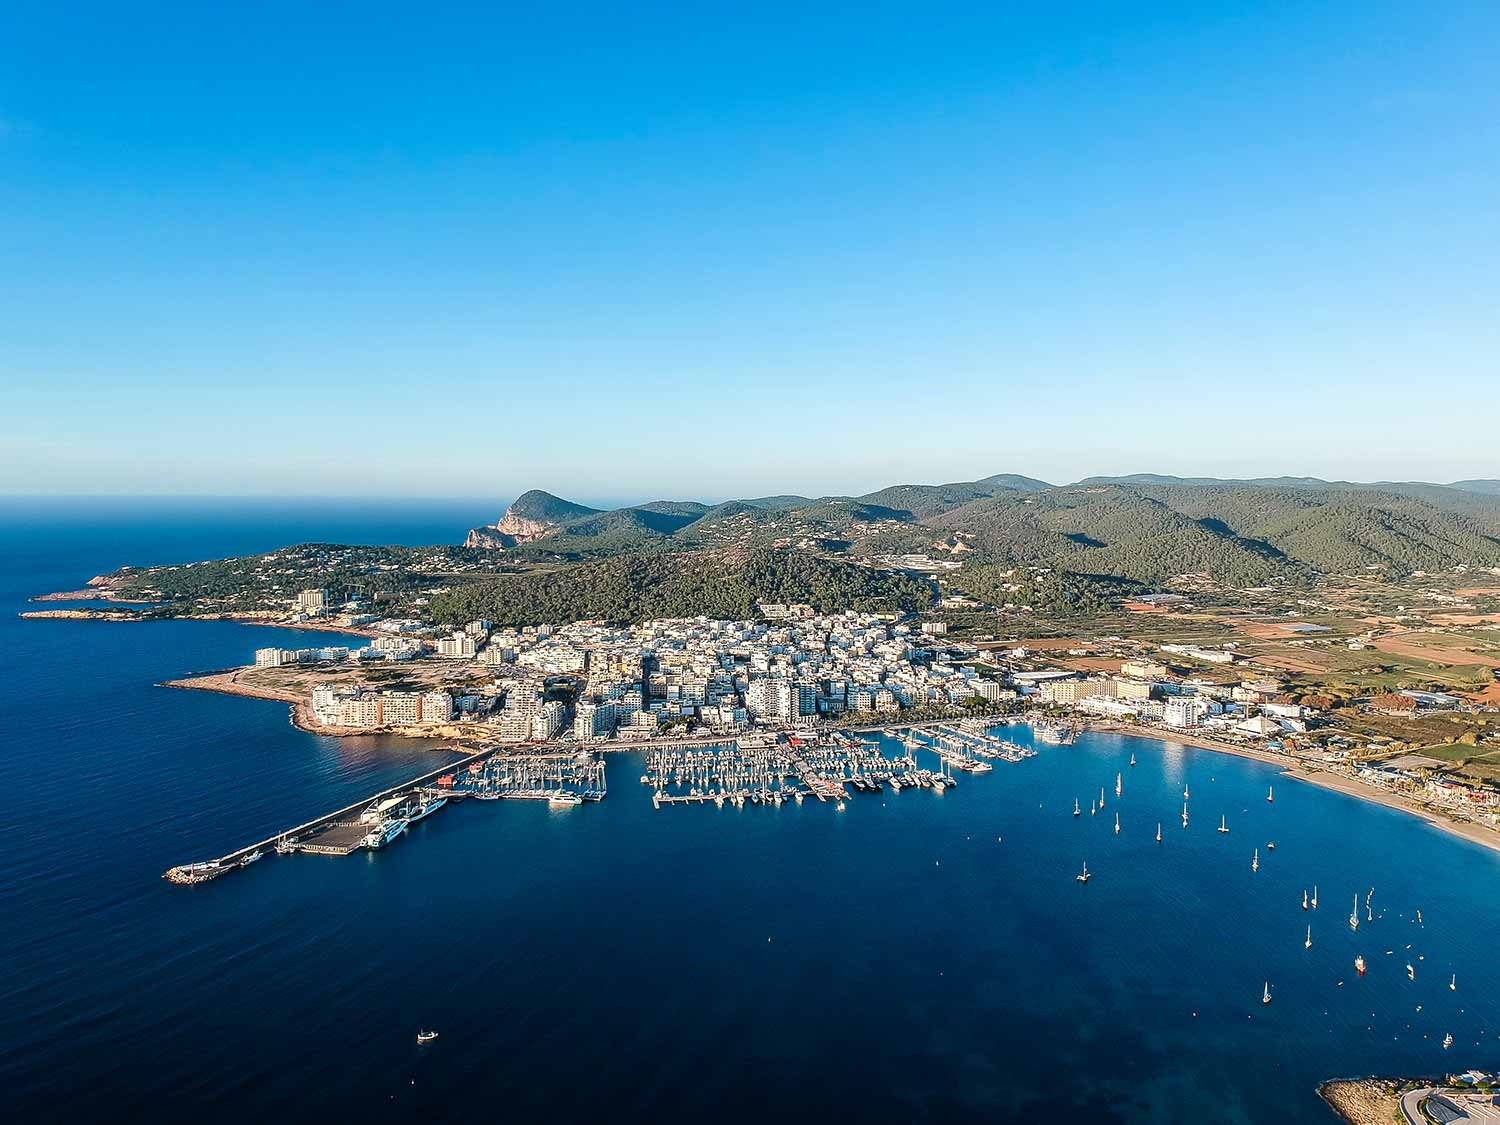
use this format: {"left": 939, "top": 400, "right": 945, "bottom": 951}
{"left": 1318, "top": 1078, "right": 1405, "bottom": 1124}
{"left": 160, "top": 669, "right": 466, "bottom": 741}
{"left": 21, "top": 605, "right": 380, "bottom": 640}
{"left": 57, "top": 591, "right": 1500, "bottom": 861}
{"left": 1086, "top": 720, "right": 1500, "bottom": 859}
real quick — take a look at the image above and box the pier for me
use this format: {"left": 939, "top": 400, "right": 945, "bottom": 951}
{"left": 163, "top": 744, "right": 607, "bottom": 884}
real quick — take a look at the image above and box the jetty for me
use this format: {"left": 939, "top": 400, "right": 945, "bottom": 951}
{"left": 164, "top": 744, "right": 605, "bottom": 884}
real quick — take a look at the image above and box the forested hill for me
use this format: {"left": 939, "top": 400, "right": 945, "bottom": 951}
{"left": 462, "top": 476, "right": 1500, "bottom": 584}
{"left": 427, "top": 550, "right": 933, "bottom": 627}
{"left": 82, "top": 474, "right": 1500, "bottom": 631}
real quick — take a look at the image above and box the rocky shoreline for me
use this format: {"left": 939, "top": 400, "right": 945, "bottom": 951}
{"left": 20, "top": 604, "right": 380, "bottom": 639}
{"left": 1318, "top": 1078, "right": 1404, "bottom": 1124}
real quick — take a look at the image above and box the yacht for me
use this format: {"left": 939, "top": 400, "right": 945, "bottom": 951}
{"left": 1443, "top": 1033, "right": 1454, "bottom": 1050}
{"left": 239, "top": 849, "right": 264, "bottom": 867}
{"left": 1114, "top": 812, "right": 1120, "bottom": 836}
{"left": 363, "top": 818, "right": 408, "bottom": 850}
{"left": 1076, "top": 861, "right": 1091, "bottom": 884}
{"left": 1354, "top": 955, "right": 1366, "bottom": 976}
{"left": 549, "top": 791, "right": 582, "bottom": 807}
{"left": 1406, "top": 963, "right": 1415, "bottom": 981}
{"left": 1252, "top": 848, "right": 1259, "bottom": 873}
{"left": 417, "top": 1030, "right": 439, "bottom": 1044}
{"left": 1349, "top": 896, "right": 1359, "bottom": 931}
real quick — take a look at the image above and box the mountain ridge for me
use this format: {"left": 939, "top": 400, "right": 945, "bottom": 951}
{"left": 461, "top": 474, "right": 1500, "bottom": 584}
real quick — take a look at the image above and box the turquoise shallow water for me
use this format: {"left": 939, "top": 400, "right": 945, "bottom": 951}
{"left": 2, "top": 500, "right": 1497, "bottom": 1123}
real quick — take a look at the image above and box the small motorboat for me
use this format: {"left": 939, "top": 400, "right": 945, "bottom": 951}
{"left": 417, "top": 1030, "right": 439, "bottom": 1044}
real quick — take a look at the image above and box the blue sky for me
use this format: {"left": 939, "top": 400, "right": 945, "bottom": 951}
{"left": 3, "top": 1, "right": 1497, "bottom": 501}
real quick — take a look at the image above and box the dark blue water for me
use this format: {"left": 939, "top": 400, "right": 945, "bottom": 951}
{"left": 3, "top": 500, "right": 1498, "bottom": 1123}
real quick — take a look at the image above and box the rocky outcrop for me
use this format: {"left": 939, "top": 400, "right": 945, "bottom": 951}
{"left": 463, "top": 490, "right": 602, "bottom": 549}
{"left": 464, "top": 526, "right": 518, "bottom": 549}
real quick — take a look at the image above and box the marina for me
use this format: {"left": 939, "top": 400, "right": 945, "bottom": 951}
{"left": 642, "top": 724, "right": 1043, "bottom": 811}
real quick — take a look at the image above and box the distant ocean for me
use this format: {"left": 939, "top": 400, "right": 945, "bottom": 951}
{"left": 2, "top": 498, "right": 1498, "bottom": 1124}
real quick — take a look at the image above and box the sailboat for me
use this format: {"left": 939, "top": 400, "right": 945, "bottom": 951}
{"left": 1129, "top": 752, "right": 1136, "bottom": 767}
{"left": 1304, "top": 926, "right": 1312, "bottom": 950}
{"left": 1183, "top": 784, "right": 1190, "bottom": 800}
{"left": 1091, "top": 799, "right": 1097, "bottom": 816}
{"left": 1450, "top": 974, "right": 1456, "bottom": 992}
{"left": 1267, "top": 785, "right": 1274, "bottom": 803}
{"left": 1114, "top": 812, "right": 1120, "bottom": 836}
{"left": 1406, "top": 963, "right": 1415, "bottom": 981}
{"left": 1302, "top": 889, "right": 1309, "bottom": 910}
{"left": 1155, "top": 822, "right": 1162, "bottom": 843}
{"left": 1349, "top": 896, "right": 1359, "bottom": 931}
{"left": 1252, "top": 848, "right": 1259, "bottom": 873}
{"left": 1181, "top": 802, "right": 1189, "bottom": 828}
{"left": 1444, "top": 1033, "right": 1454, "bottom": 1050}
{"left": 1262, "top": 982, "right": 1272, "bottom": 1005}
{"left": 1312, "top": 885, "right": 1319, "bottom": 910}
{"left": 1099, "top": 786, "right": 1106, "bottom": 810}
{"left": 1115, "top": 772, "right": 1122, "bottom": 798}
{"left": 1417, "top": 909, "right": 1423, "bottom": 925}
{"left": 1076, "top": 861, "right": 1091, "bottom": 884}
{"left": 1074, "top": 798, "right": 1081, "bottom": 817}
{"left": 1217, "top": 815, "right": 1229, "bottom": 834}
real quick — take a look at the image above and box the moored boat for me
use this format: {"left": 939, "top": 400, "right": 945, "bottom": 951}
{"left": 363, "top": 818, "right": 408, "bottom": 850}
{"left": 408, "top": 794, "right": 447, "bottom": 822}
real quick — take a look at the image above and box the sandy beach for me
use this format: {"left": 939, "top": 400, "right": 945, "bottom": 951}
{"left": 1087, "top": 720, "right": 1500, "bottom": 859}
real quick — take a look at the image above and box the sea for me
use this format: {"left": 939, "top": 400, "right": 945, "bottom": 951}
{"left": 2, "top": 497, "right": 1497, "bottom": 1124}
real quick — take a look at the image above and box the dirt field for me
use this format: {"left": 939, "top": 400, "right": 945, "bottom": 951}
{"left": 1244, "top": 649, "right": 1339, "bottom": 675}
{"left": 1371, "top": 632, "right": 1500, "bottom": 669}
{"left": 1056, "top": 656, "right": 1126, "bottom": 673}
